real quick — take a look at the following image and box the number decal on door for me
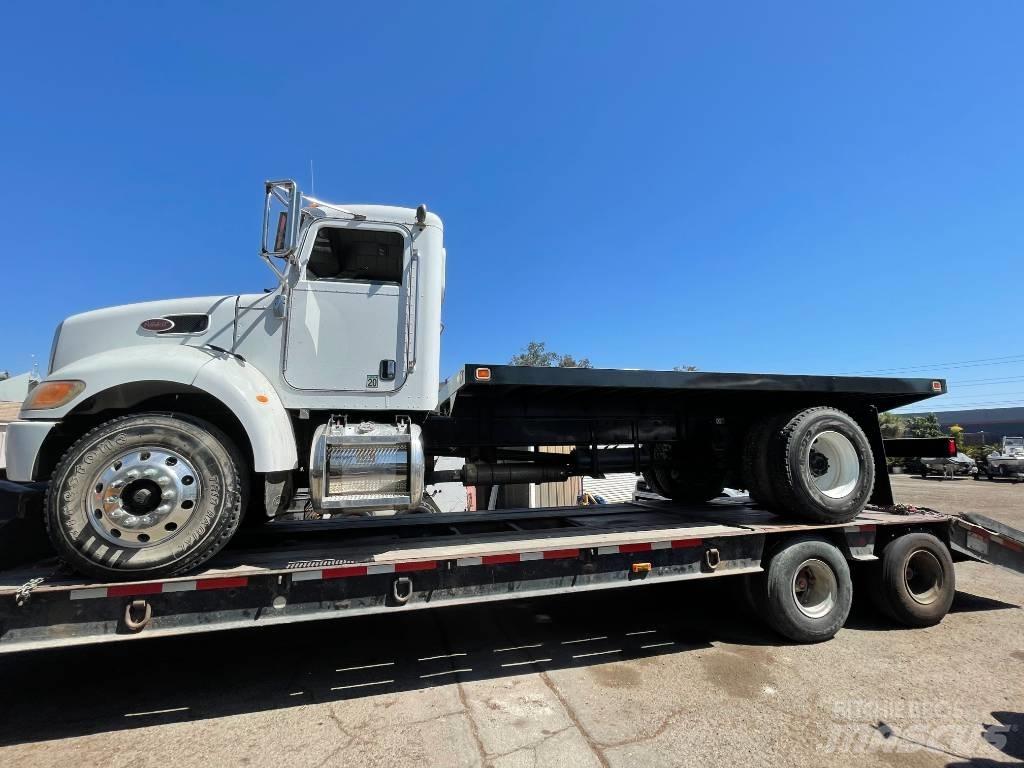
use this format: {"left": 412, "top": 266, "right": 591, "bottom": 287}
{"left": 366, "top": 375, "right": 379, "bottom": 389}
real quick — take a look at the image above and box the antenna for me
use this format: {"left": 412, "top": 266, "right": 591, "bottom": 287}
{"left": 310, "top": 160, "right": 315, "bottom": 196}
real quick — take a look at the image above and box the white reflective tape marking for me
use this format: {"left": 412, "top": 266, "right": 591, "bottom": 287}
{"left": 162, "top": 581, "right": 198, "bottom": 593}
{"left": 966, "top": 533, "right": 989, "bottom": 554}
{"left": 571, "top": 648, "right": 621, "bottom": 659}
{"left": 520, "top": 551, "right": 544, "bottom": 561}
{"left": 330, "top": 679, "right": 395, "bottom": 691}
{"left": 597, "top": 546, "right": 619, "bottom": 555}
{"left": 292, "top": 570, "right": 323, "bottom": 582}
{"left": 457, "top": 557, "right": 482, "bottom": 567}
{"left": 69, "top": 587, "right": 108, "bottom": 601}
{"left": 651, "top": 540, "right": 672, "bottom": 550}
{"left": 367, "top": 563, "right": 396, "bottom": 575}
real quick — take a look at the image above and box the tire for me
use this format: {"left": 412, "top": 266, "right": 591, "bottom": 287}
{"left": 45, "top": 413, "right": 247, "bottom": 580}
{"left": 869, "top": 533, "right": 955, "bottom": 627}
{"left": 754, "top": 536, "right": 853, "bottom": 643}
{"left": 741, "top": 415, "right": 785, "bottom": 510}
{"left": 766, "top": 407, "right": 875, "bottom": 523}
{"left": 645, "top": 465, "right": 724, "bottom": 503}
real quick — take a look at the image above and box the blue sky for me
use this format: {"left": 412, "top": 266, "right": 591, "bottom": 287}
{"left": 2, "top": 3, "right": 1022, "bottom": 413}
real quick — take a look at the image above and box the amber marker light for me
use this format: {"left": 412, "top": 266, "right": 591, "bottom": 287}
{"left": 23, "top": 380, "right": 86, "bottom": 410}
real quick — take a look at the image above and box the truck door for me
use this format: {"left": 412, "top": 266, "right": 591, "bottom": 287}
{"left": 284, "top": 220, "right": 410, "bottom": 392}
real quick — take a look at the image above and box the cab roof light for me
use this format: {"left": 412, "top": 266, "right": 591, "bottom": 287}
{"left": 474, "top": 367, "right": 492, "bottom": 382}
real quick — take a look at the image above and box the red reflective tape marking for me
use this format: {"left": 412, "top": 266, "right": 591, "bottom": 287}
{"left": 196, "top": 576, "right": 248, "bottom": 590}
{"left": 482, "top": 553, "right": 521, "bottom": 565}
{"left": 543, "top": 549, "right": 580, "bottom": 560}
{"left": 999, "top": 536, "right": 1023, "bottom": 552}
{"left": 619, "top": 542, "right": 653, "bottom": 553}
{"left": 107, "top": 582, "right": 163, "bottom": 598}
{"left": 323, "top": 566, "right": 369, "bottom": 579}
{"left": 858, "top": 524, "right": 877, "bottom": 533}
{"left": 671, "top": 538, "right": 703, "bottom": 549}
{"left": 395, "top": 561, "right": 437, "bottom": 573}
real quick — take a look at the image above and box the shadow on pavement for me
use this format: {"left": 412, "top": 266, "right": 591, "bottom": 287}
{"left": 944, "top": 711, "right": 1024, "bottom": 767}
{"left": 0, "top": 578, "right": 781, "bottom": 747}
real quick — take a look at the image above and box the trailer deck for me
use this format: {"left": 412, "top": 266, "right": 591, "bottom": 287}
{"left": 0, "top": 497, "right": 968, "bottom": 654}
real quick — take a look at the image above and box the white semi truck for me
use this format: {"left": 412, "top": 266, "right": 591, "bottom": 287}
{"left": 7, "top": 179, "right": 1011, "bottom": 651}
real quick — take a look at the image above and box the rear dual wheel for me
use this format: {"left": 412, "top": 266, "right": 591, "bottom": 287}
{"left": 743, "top": 407, "right": 875, "bottom": 523}
{"left": 642, "top": 465, "right": 724, "bottom": 503}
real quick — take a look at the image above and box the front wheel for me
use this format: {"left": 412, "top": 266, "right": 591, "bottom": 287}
{"left": 45, "top": 413, "right": 247, "bottom": 580}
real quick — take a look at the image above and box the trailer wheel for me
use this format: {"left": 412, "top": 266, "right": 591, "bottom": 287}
{"left": 766, "top": 407, "right": 875, "bottom": 523}
{"left": 871, "top": 533, "right": 954, "bottom": 627}
{"left": 755, "top": 536, "right": 853, "bottom": 643}
{"left": 45, "top": 413, "right": 246, "bottom": 580}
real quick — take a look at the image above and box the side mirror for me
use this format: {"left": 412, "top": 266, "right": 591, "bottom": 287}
{"left": 262, "top": 179, "right": 300, "bottom": 259}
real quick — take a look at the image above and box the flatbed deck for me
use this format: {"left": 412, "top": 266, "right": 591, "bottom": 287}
{"left": 0, "top": 497, "right": 967, "bottom": 654}
{"left": 439, "top": 364, "right": 947, "bottom": 411}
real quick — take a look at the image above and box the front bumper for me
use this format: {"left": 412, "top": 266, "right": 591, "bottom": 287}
{"left": 4, "top": 421, "right": 57, "bottom": 482}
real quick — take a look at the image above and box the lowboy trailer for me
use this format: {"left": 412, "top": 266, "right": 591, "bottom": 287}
{"left": 1, "top": 488, "right": 1022, "bottom": 654}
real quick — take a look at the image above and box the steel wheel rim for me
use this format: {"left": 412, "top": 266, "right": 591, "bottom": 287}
{"left": 792, "top": 558, "right": 837, "bottom": 619}
{"left": 86, "top": 446, "right": 202, "bottom": 548}
{"left": 905, "top": 549, "right": 943, "bottom": 605}
{"left": 807, "top": 430, "right": 861, "bottom": 499}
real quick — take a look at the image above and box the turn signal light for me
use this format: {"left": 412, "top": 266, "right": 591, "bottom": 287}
{"left": 23, "top": 380, "right": 85, "bottom": 410}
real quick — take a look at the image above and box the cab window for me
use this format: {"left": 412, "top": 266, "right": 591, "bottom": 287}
{"left": 306, "top": 227, "right": 404, "bottom": 284}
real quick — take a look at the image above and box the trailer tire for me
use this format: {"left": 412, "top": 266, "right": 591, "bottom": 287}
{"left": 755, "top": 536, "right": 852, "bottom": 643}
{"left": 766, "top": 407, "right": 875, "bottom": 523}
{"left": 870, "top": 533, "right": 955, "bottom": 628}
{"left": 45, "top": 412, "right": 247, "bottom": 580}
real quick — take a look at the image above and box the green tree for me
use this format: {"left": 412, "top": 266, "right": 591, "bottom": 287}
{"left": 904, "top": 413, "right": 944, "bottom": 438}
{"left": 878, "top": 412, "right": 905, "bottom": 439}
{"left": 510, "top": 341, "right": 592, "bottom": 368}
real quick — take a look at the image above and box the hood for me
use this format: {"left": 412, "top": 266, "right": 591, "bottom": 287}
{"left": 50, "top": 295, "right": 239, "bottom": 374}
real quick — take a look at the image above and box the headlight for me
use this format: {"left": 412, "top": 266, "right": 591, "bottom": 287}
{"left": 23, "top": 380, "right": 85, "bottom": 410}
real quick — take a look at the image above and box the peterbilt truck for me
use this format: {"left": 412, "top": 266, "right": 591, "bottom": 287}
{"left": 4, "top": 180, "right": 946, "bottom": 581}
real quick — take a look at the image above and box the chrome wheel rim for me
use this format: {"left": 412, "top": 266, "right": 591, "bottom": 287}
{"left": 807, "top": 431, "right": 861, "bottom": 499}
{"left": 792, "top": 558, "right": 837, "bottom": 619}
{"left": 905, "top": 549, "right": 943, "bottom": 605}
{"left": 86, "top": 447, "right": 201, "bottom": 547}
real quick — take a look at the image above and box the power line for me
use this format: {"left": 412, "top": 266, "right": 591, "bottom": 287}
{"left": 845, "top": 352, "right": 1024, "bottom": 375}
{"left": 947, "top": 375, "right": 1024, "bottom": 387}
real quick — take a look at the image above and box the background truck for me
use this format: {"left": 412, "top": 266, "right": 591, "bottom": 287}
{"left": 4, "top": 179, "right": 948, "bottom": 586}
